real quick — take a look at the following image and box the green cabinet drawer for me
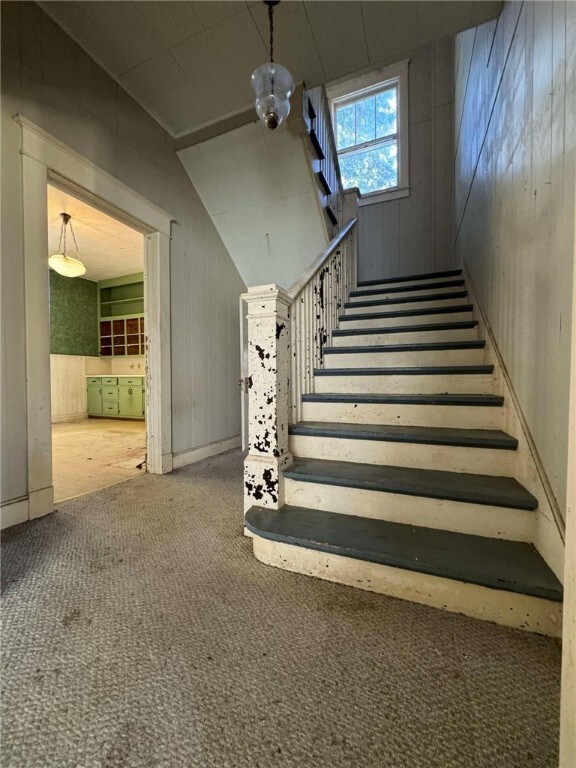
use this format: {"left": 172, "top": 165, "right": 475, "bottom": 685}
{"left": 119, "top": 377, "right": 143, "bottom": 386}
{"left": 102, "top": 387, "right": 119, "bottom": 400}
{"left": 87, "top": 377, "right": 101, "bottom": 387}
{"left": 103, "top": 401, "right": 119, "bottom": 416}
{"left": 102, "top": 377, "right": 118, "bottom": 386}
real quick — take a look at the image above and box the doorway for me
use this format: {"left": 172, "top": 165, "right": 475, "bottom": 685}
{"left": 48, "top": 184, "right": 147, "bottom": 502}
{"left": 16, "top": 116, "right": 173, "bottom": 524}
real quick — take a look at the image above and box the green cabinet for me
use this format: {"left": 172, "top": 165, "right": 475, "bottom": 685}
{"left": 87, "top": 377, "right": 145, "bottom": 420}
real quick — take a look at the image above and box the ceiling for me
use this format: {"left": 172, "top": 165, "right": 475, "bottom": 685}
{"left": 48, "top": 185, "right": 144, "bottom": 281}
{"left": 39, "top": 1, "right": 501, "bottom": 139}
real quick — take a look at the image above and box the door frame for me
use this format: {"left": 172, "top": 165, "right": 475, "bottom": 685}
{"left": 16, "top": 115, "right": 174, "bottom": 522}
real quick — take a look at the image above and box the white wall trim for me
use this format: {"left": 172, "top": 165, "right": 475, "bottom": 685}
{"left": 0, "top": 498, "right": 29, "bottom": 530}
{"left": 15, "top": 115, "right": 174, "bottom": 524}
{"left": 172, "top": 435, "right": 241, "bottom": 470}
{"left": 358, "top": 186, "right": 410, "bottom": 207}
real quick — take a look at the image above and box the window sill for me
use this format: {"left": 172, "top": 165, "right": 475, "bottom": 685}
{"left": 357, "top": 186, "right": 410, "bottom": 206}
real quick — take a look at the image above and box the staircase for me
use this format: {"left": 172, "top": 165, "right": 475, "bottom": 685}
{"left": 244, "top": 268, "right": 563, "bottom": 636}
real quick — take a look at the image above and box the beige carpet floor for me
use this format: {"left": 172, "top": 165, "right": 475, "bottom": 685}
{"left": 1, "top": 450, "right": 561, "bottom": 768}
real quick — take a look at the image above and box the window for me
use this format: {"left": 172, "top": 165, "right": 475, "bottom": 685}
{"left": 329, "top": 61, "right": 409, "bottom": 202}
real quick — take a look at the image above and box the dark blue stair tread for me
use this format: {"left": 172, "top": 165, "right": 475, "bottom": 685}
{"left": 283, "top": 458, "right": 537, "bottom": 511}
{"left": 339, "top": 304, "right": 474, "bottom": 322}
{"left": 303, "top": 393, "right": 504, "bottom": 406}
{"left": 333, "top": 321, "right": 478, "bottom": 336}
{"left": 245, "top": 506, "right": 562, "bottom": 601}
{"left": 345, "top": 291, "right": 468, "bottom": 309}
{"left": 314, "top": 365, "right": 494, "bottom": 376}
{"left": 357, "top": 269, "right": 463, "bottom": 287}
{"left": 289, "top": 422, "right": 518, "bottom": 450}
{"left": 324, "top": 340, "right": 486, "bottom": 354}
{"left": 351, "top": 279, "right": 465, "bottom": 297}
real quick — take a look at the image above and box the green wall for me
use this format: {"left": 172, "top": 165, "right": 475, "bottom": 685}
{"left": 49, "top": 271, "right": 98, "bottom": 356}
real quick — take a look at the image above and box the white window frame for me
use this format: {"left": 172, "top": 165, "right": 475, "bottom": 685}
{"left": 328, "top": 60, "right": 409, "bottom": 206}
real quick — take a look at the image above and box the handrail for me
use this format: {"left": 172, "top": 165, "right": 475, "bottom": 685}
{"left": 287, "top": 217, "right": 357, "bottom": 301}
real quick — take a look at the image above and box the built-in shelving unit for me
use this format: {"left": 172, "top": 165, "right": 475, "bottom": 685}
{"left": 98, "top": 273, "right": 145, "bottom": 357}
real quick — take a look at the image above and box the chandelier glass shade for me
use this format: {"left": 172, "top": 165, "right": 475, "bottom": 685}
{"left": 49, "top": 212, "right": 86, "bottom": 277}
{"left": 251, "top": 1, "right": 294, "bottom": 130}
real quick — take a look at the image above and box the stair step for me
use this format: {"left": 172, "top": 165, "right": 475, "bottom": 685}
{"left": 350, "top": 278, "right": 465, "bottom": 298}
{"left": 315, "top": 365, "right": 494, "bottom": 376}
{"left": 245, "top": 505, "right": 562, "bottom": 602}
{"left": 357, "top": 269, "right": 463, "bottom": 287}
{"left": 333, "top": 321, "right": 478, "bottom": 337}
{"left": 289, "top": 422, "right": 517, "bottom": 450}
{"left": 324, "top": 340, "right": 486, "bottom": 355}
{"left": 339, "top": 303, "right": 474, "bottom": 323}
{"left": 283, "top": 458, "right": 537, "bottom": 510}
{"left": 303, "top": 393, "right": 503, "bottom": 405}
{"left": 344, "top": 290, "right": 468, "bottom": 310}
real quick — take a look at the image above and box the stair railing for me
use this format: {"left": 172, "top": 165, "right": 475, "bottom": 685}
{"left": 287, "top": 217, "right": 357, "bottom": 424}
{"left": 241, "top": 212, "right": 358, "bottom": 517}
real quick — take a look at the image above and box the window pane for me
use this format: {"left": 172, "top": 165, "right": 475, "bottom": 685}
{"left": 339, "top": 141, "right": 398, "bottom": 194}
{"left": 335, "top": 103, "right": 355, "bottom": 150}
{"left": 355, "top": 96, "right": 375, "bottom": 144}
{"left": 376, "top": 88, "right": 397, "bottom": 138}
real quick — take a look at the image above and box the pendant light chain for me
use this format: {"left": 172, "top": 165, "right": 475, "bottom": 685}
{"left": 68, "top": 219, "right": 81, "bottom": 258}
{"left": 58, "top": 217, "right": 67, "bottom": 256}
{"left": 268, "top": 2, "right": 274, "bottom": 63}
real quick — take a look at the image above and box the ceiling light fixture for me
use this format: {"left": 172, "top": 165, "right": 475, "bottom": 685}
{"left": 48, "top": 212, "right": 86, "bottom": 278}
{"left": 251, "top": 0, "right": 294, "bottom": 130}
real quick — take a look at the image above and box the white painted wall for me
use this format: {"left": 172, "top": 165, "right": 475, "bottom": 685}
{"left": 357, "top": 40, "right": 455, "bottom": 282}
{"left": 177, "top": 121, "right": 329, "bottom": 290}
{"left": 1, "top": 3, "right": 246, "bottom": 508}
{"left": 454, "top": 1, "right": 576, "bottom": 521}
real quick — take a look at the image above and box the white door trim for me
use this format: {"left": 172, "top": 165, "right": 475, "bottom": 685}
{"left": 15, "top": 115, "right": 174, "bottom": 523}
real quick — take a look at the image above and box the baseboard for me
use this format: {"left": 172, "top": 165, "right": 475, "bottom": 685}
{"left": 463, "top": 261, "right": 566, "bottom": 581}
{"left": 172, "top": 435, "right": 241, "bottom": 470}
{"left": 1, "top": 497, "right": 29, "bottom": 530}
{"left": 51, "top": 414, "right": 88, "bottom": 424}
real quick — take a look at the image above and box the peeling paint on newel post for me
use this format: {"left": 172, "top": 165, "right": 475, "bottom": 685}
{"left": 242, "top": 284, "right": 293, "bottom": 520}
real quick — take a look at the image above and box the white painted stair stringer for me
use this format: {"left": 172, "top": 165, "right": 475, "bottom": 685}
{"left": 465, "top": 262, "right": 566, "bottom": 582}
{"left": 252, "top": 536, "right": 562, "bottom": 637}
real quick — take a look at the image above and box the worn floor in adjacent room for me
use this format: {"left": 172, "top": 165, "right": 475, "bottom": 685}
{"left": 52, "top": 419, "right": 146, "bottom": 502}
{"left": 1, "top": 450, "right": 561, "bottom": 768}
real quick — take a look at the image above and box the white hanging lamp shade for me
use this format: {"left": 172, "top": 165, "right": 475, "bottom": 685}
{"left": 251, "top": 1, "right": 294, "bottom": 130}
{"left": 49, "top": 212, "right": 86, "bottom": 277}
{"left": 48, "top": 253, "right": 87, "bottom": 277}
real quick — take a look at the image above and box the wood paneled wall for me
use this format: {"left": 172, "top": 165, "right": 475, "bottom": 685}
{"left": 357, "top": 39, "right": 455, "bottom": 282}
{"left": 50, "top": 355, "right": 91, "bottom": 423}
{"left": 454, "top": 1, "right": 576, "bottom": 519}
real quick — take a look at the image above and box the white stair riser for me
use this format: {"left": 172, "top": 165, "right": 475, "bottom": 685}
{"left": 252, "top": 537, "right": 562, "bottom": 637}
{"left": 284, "top": 478, "right": 533, "bottom": 541}
{"left": 324, "top": 347, "right": 485, "bottom": 369}
{"left": 301, "top": 401, "right": 504, "bottom": 429}
{"left": 339, "top": 310, "right": 474, "bottom": 330}
{"left": 349, "top": 284, "right": 464, "bottom": 302}
{"left": 289, "top": 434, "right": 516, "bottom": 476}
{"left": 332, "top": 327, "right": 478, "bottom": 347}
{"left": 345, "top": 296, "right": 467, "bottom": 315}
{"left": 313, "top": 373, "right": 497, "bottom": 395}
{"left": 357, "top": 274, "right": 462, "bottom": 290}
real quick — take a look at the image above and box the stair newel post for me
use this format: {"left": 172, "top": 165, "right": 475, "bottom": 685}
{"left": 242, "top": 285, "right": 293, "bottom": 517}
